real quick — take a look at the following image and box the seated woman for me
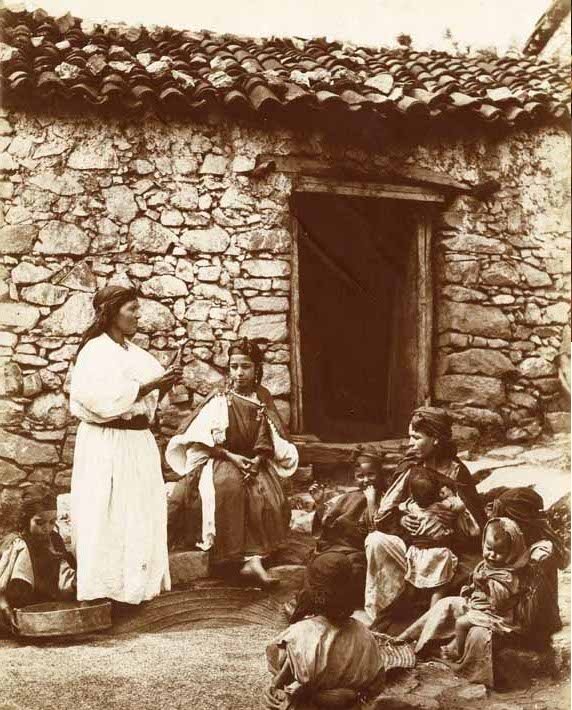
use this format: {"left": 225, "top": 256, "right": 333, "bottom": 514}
{"left": 166, "top": 338, "right": 298, "bottom": 588}
{"left": 399, "top": 517, "right": 532, "bottom": 687}
{"left": 398, "top": 466, "right": 480, "bottom": 609}
{"left": 266, "top": 552, "right": 385, "bottom": 710}
{"left": 365, "top": 407, "right": 485, "bottom": 630}
{"left": 0, "top": 494, "right": 76, "bottom": 632}
{"left": 286, "top": 449, "right": 385, "bottom": 623}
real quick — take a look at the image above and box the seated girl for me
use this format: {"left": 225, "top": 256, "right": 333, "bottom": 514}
{"left": 285, "top": 449, "right": 385, "bottom": 623}
{"left": 400, "top": 517, "right": 530, "bottom": 672}
{"left": 266, "top": 552, "right": 385, "bottom": 710}
{"left": 0, "top": 494, "right": 76, "bottom": 632}
{"left": 166, "top": 338, "right": 298, "bottom": 588}
{"left": 398, "top": 467, "right": 480, "bottom": 608}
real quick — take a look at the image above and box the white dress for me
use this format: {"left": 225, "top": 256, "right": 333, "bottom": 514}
{"left": 70, "top": 333, "right": 171, "bottom": 604}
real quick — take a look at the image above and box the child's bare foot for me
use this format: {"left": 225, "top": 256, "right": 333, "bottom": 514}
{"left": 439, "top": 640, "right": 459, "bottom": 660}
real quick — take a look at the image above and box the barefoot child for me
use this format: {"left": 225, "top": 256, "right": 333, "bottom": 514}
{"left": 399, "top": 467, "right": 479, "bottom": 608}
{"left": 439, "top": 517, "right": 530, "bottom": 659}
{"left": 266, "top": 552, "right": 385, "bottom": 710}
{"left": 285, "top": 449, "right": 385, "bottom": 623}
{"left": 401, "top": 517, "right": 530, "bottom": 665}
{"left": 0, "top": 494, "right": 76, "bottom": 632}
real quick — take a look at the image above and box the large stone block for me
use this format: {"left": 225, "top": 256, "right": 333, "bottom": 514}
{"left": 247, "top": 296, "right": 289, "bottom": 313}
{"left": 141, "top": 275, "right": 188, "bottom": 298}
{"left": 442, "top": 348, "right": 515, "bottom": 377}
{"left": 480, "top": 262, "right": 520, "bottom": 287}
{"left": 129, "top": 218, "right": 176, "bottom": 254}
{"left": 0, "top": 224, "right": 38, "bottom": 254}
{"left": 36, "top": 221, "right": 90, "bottom": 255}
{"left": 43, "top": 293, "right": 94, "bottom": 336}
{"left": 450, "top": 406, "right": 504, "bottom": 429}
{"left": 103, "top": 185, "right": 138, "bottom": 224}
{"left": 0, "top": 362, "right": 23, "bottom": 396}
{"left": 11, "top": 262, "right": 54, "bottom": 284}
{"left": 137, "top": 298, "right": 176, "bottom": 332}
{"left": 239, "top": 314, "right": 288, "bottom": 342}
{"left": 21, "top": 283, "right": 69, "bottom": 306}
{"left": 0, "top": 429, "right": 59, "bottom": 465}
{"left": 242, "top": 259, "right": 291, "bottom": 278}
{"left": 194, "top": 283, "right": 234, "bottom": 304}
{"left": 235, "top": 228, "right": 290, "bottom": 253}
{"left": 442, "top": 233, "right": 507, "bottom": 254}
{"left": 171, "top": 186, "right": 199, "bottom": 210}
{"left": 0, "top": 302, "right": 41, "bottom": 331}
{"left": 181, "top": 226, "right": 230, "bottom": 253}
{"left": 27, "top": 392, "right": 69, "bottom": 428}
{"left": 435, "top": 375, "right": 505, "bottom": 408}
{"left": 518, "top": 357, "right": 556, "bottom": 379}
{"left": 261, "top": 364, "right": 291, "bottom": 396}
{"left": 168, "top": 550, "right": 209, "bottom": 585}
{"left": 545, "top": 302, "right": 569, "bottom": 324}
{"left": 183, "top": 359, "right": 224, "bottom": 395}
{"left": 521, "top": 264, "right": 552, "bottom": 288}
{"left": 0, "top": 459, "right": 27, "bottom": 485}
{"left": 60, "top": 262, "right": 97, "bottom": 292}
{"left": 68, "top": 142, "right": 118, "bottom": 170}
{"left": 199, "top": 154, "right": 228, "bottom": 175}
{"left": 438, "top": 301, "right": 511, "bottom": 339}
{"left": 441, "top": 260, "right": 480, "bottom": 285}
{"left": 29, "top": 172, "right": 84, "bottom": 196}
{"left": 0, "top": 400, "right": 24, "bottom": 426}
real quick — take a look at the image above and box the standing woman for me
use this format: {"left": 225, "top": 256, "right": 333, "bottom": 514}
{"left": 166, "top": 338, "right": 298, "bottom": 587}
{"left": 70, "top": 286, "right": 182, "bottom": 605}
{"left": 364, "top": 407, "right": 486, "bottom": 627}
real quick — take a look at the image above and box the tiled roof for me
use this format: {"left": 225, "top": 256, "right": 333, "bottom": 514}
{"left": 0, "top": 5, "right": 570, "bottom": 130}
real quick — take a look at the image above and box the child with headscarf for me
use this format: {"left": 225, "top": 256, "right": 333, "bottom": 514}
{"left": 285, "top": 448, "right": 385, "bottom": 623}
{"left": 397, "top": 466, "right": 480, "bottom": 608}
{"left": 0, "top": 494, "right": 76, "bottom": 632}
{"left": 400, "top": 517, "right": 530, "bottom": 665}
{"left": 266, "top": 552, "right": 385, "bottom": 710}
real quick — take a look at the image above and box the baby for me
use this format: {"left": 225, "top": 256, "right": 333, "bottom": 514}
{"left": 441, "top": 516, "right": 530, "bottom": 660}
{"left": 399, "top": 467, "right": 479, "bottom": 607}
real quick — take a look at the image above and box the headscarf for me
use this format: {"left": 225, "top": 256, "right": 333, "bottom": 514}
{"left": 483, "top": 517, "right": 530, "bottom": 571}
{"left": 410, "top": 406, "right": 457, "bottom": 459}
{"left": 19, "top": 493, "right": 58, "bottom": 534}
{"left": 353, "top": 445, "right": 384, "bottom": 469}
{"left": 491, "top": 487, "right": 569, "bottom": 568}
{"left": 76, "top": 286, "right": 138, "bottom": 358}
{"left": 305, "top": 552, "right": 354, "bottom": 623}
{"left": 228, "top": 337, "right": 265, "bottom": 385}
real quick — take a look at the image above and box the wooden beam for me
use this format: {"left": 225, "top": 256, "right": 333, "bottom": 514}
{"left": 294, "top": 177, "right": 445, "bottom": 203}
{"left": 296, "top": 439, "right": 408, "bottom": 466}
{"left": 289, "top": 216, "right": 304, "bottom": 434}
{"left": 416, "top": 209, "right": 433, "bottom": 406}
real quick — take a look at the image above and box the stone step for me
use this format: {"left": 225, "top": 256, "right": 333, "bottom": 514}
{"left": 169, "top": 550, "right": 210, "bottom": 586}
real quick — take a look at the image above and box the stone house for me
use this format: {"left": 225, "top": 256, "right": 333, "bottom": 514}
{"left": 0, "top": 5, "right": 570, "bottom": 512}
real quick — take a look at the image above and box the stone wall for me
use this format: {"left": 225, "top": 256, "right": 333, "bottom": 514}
{"left": 539, "top": 12, "right": 571, "bottom": 64}
{"left": 0, "top": 109, "right": 569, "bottom": 516}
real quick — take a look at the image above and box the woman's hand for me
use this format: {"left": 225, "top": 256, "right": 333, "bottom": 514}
{"left": 158, "top": 365, "right": 184, "bottom": 391}
{"left": 431, "top": 506, "right": 458, "bottom": 527}
{"left": 226, "top": 452, "right": 254, "bottom": 475}
{"left": 400, "top": 514, "right": 421, "bottom": 536}
{"left": 364, "top": 484, "right": 377, "bottom": 506}
{"left": 309, "top": 483, "right": 325, "bottom": 505}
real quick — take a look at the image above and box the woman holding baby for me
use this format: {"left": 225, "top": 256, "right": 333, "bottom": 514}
{"left": 364, "top": 406, "right": 486, "bottom": 629}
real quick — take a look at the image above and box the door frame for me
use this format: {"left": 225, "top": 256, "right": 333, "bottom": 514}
{"left": 289, "top": 178, "right": 442, "bottom": 435}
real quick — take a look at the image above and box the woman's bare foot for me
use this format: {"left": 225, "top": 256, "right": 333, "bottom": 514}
{"left": 239, "top": 556, "right": 280, "bottom": 589}
{"left": 439, "top": 640, "right": 459, "bottom": 660}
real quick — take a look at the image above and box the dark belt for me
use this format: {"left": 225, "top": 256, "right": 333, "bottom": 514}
{"left": 93, "top": 415, "right": 150, "bottom": 431}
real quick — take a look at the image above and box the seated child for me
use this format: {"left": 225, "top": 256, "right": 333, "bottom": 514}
{"left": 399, "top": 467, "right": 479, "bottom": 608}
{"left": 400, "top": 517, "right": 530, "bottom": 664}
{"left": 266, "top": 552, "right": 385, "bottom": 710}
{"left": 440, "top": 516, "right": 530, "bottom": 660}
{"left": 0, "top": 494, "right": 76, "bottom": 632}
{"left": 285, "top": 449, "right": 385, "bottom": 623}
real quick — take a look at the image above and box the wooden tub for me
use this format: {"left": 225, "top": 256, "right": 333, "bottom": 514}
{"left": 15, "top": 600, "right": 112, "bottom": 638}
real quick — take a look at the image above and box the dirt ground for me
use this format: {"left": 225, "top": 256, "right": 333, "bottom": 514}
{"left": 1, "top": 435, "right": 570, "bottom": 710}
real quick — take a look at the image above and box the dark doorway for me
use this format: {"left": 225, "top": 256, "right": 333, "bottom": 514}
{"left": 293, "top": 192, "right": 420, "bottom": 442}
